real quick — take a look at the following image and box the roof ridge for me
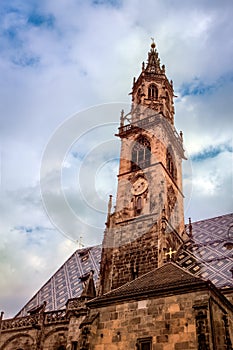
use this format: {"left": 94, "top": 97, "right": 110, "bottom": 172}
{"left": 191, "top": 212, "right": 233, "bottom": 225}
{"left": 160, "top": 261, "right": 206, "bottom": 280}
{"left": 94, "top": 262, "right": 205, "bottom": 300}
{"left": 88, "top": 262, "right": 209, "bottom": 306}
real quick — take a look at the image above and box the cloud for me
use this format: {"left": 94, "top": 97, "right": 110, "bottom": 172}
{"left": 184, "top": 150, "right": 233, "bottom": 221}
{"left": 0, "top": 0, "right": 232, "bottom": 317}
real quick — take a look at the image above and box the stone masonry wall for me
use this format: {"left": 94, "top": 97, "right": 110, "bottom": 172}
{"left": 90, "top": 290, "right": 233, "bottom": 350}
{"left": 92, "top": 293, "right": 199, "bottom": 350}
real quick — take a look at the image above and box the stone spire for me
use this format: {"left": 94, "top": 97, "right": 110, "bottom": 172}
{"left": 144, "top": 38, "right": 164, "bottom": 74}
{"left": 130, "top": 39, "right": 175, "bottom": 124}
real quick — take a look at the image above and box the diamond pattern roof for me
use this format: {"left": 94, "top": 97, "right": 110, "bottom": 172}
{"left": 17, "top": 213, "right": 233, "bottom": 317}
{"left": 177, "top": 213, "right": 233, "bottom": 289}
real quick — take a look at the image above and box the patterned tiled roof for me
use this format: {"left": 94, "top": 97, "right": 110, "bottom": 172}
{"left": 88, "top": 263, "right": 207, "bottom": 306}
{"left": 17, "top": 213, "right": 233, "bottom": 316}
{"left": 17, "top": 245, "right": 102, "bottom": 317}
{"left": 177, "top": 213, "right": 233, "bottom": 289}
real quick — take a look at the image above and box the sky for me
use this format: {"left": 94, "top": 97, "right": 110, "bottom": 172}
{"left": 0, "top": 0, "right": 232, "bottom": 318}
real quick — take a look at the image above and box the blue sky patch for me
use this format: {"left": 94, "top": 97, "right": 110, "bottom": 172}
{"left": 180, "top": 73, "right": 233, "bottom": 98}
{"left": 28, "top": 13, "right": 55, "bottom": 28}
{"left": 191, "top": 144, "right": 233, "bottom": 162}
{"left": 179, "top": 79, "right": 215, "bottom": 97}
{"left": 12, "top": 54, "right": 40, "bottom": 67}
{"left": 92, "top": 0, "right": 122, "bottom": 8}
{"left": 14, "top": 225, "right": 53, "bottom": 233}
{"left": 3, "top": 28, "right": 18, "bottom": 41}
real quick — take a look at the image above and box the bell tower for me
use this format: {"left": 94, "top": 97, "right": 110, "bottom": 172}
{"left": 131, "top": 39, "right": 175, "bottom": 125}
{"left": 99, "top": 41, "right": 187, "bottom": 295}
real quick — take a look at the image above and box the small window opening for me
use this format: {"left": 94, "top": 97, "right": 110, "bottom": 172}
{"left": 166, "top": 148, "right": 177, "bottom": 181}
{"left": 136, "top": 337, "right": 152, "bottom": 350}
{"left": 136, "top": 196, "right": 142, "bottom": 215}
{"left": 71, "top": 341, "right": 78, "bottom": 350}
{"left": 148, "top": 84, "right": 158, "bottom": 99}
{"left": 131, "top": 260, "right": 139, "bottom": 280}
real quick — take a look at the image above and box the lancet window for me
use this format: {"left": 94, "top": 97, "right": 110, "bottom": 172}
{"left": 131, "top": 136, "right": 151, "bottom": 171}
{"left": 148, "top": 84, "right": 158, "bottom": 99}
{"left": 166, "top": 148, "right": 177, "bottom": 181}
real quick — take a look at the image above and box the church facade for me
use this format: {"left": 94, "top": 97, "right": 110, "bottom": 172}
{"left": 0, "top": 43, "right": 232, "bottom": 350}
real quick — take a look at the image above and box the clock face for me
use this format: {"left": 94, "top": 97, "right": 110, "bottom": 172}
{"left": 131, "top": 178, "right": 148, "bottom": 195}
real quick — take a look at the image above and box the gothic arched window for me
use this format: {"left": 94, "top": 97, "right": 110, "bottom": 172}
{"left": 136, "top": 196, "right": 142, "bottom": 214}
{"left": 166, "top": 148, "right": 177, "bottom": 181}
{"left": 148, "top": 84, "right": 158, "bottom": 99}
{"left": 131, "top": 136, "right": 151, "bottom": 171}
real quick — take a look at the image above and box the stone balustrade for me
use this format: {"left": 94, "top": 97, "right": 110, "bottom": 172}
{"left": 1, "top": 314, "right": 39, "bottom": 330}
{"left": 45, "top": 310, "right": 67, "bottom": 324}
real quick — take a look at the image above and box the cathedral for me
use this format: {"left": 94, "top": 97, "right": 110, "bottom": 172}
{"left": 0, "top": 42, "right": 233, "bottom": 350}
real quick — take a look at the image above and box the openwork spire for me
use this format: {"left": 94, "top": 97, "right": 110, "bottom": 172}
{"left": 129, "top": 39, "right": 174, "bottom": 124}
{"left": 145, "top": 39, "right": 164, "bottom": 74}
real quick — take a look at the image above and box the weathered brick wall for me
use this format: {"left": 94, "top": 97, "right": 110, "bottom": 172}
{"left": 91, "top": 294, "right": 199, "bottom": 350}
{"left": 42, "top": 326, "right": 68, "bottom": 350}
{"left": 90, "top": 291, "right": 233, "bottom": 350}
{"left": 210, "top": 297, "right": 233, "bottom": 349}
{"left": 1, "top": 290, "right": 232, "bottom": 349}
{"left": 110, "top": 220, "right": 159, "bottom": 290}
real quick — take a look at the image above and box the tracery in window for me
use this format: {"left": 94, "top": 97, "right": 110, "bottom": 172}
{"left": 131, "top": 136, "right": 151, "bottom": 171}
{"left": 148, "top": 84, "right": 158, "bottom": 99}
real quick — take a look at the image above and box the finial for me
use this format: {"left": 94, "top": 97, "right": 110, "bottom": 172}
{"left": 120, "top": 110, "right": 124, "bottom": 127}
{"left": 188, "top": 217, "right": 193, "bottom": 237}
{"left": 151, "top": 37, "right": 156, "bottom": 49}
